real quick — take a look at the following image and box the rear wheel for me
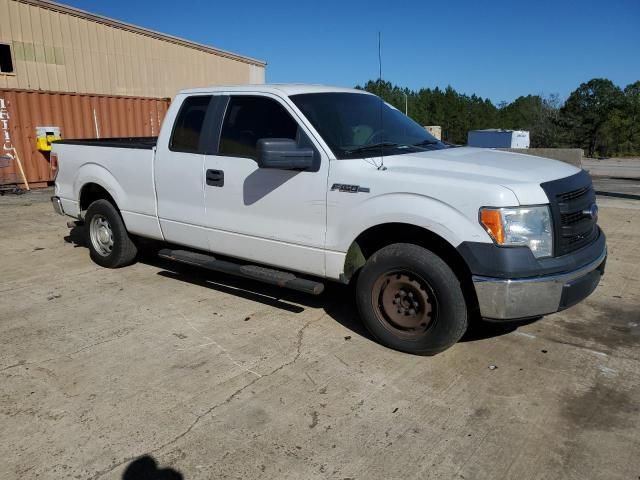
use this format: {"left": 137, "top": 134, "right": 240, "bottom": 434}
{"left": 356, "top": 243, "right": 467, "bottom": 355}
{"left": 85, "top": 199, "right": 137, "bottom": 268}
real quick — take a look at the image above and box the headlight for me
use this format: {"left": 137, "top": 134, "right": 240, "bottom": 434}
{"left": 479, "top": 206, "right": 553, "bottom": 258}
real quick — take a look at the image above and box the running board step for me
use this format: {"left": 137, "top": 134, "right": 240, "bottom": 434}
{"left": 158, "top": 249, "right": 325, "bottom": 295}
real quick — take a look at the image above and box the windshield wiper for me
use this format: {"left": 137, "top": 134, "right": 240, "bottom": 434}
{"left": 412, "top": 139, "right": 439, "bottom": 147}
{"left": 345, "top": 142, "right": 401, "bottom": 154}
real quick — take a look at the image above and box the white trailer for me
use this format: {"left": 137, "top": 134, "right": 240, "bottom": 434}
{"left": 468, "top": 129, "right": 530, "bottom": 148}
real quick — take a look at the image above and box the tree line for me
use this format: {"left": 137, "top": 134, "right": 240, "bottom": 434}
{"left": 357, "top": 78, "right": 640, "bottom": 157}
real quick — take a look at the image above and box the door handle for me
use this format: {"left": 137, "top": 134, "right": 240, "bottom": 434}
{"left": 206, "top": 169, "right": 224, "bottom": 187}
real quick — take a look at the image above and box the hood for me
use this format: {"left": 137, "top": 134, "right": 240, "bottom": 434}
{"left": 377, "top": 147, "right": 581, "bottom": 204}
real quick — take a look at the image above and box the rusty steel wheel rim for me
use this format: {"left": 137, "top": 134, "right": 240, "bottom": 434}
{"left": 371, "top": 270, "right": 436, "bottom": 337}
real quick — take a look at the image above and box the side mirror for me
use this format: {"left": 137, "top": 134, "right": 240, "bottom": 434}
{"left": 256, "top": 138, "right": 314, "bottom": 170}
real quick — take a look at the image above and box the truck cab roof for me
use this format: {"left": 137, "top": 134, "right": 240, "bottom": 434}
{"left": 178, "top": 83, "right": 372, "bottom": 97}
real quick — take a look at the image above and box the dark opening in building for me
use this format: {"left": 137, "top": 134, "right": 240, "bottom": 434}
{"left": 0, "top": 44, "right": 14, "bottom": 73}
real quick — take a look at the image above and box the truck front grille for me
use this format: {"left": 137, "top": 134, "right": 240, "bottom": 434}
{"left": 557, "top": 185, "right": 590, "bottom": 202}
{"left": 541, "top": 171, "right": 599, "bottom": 257}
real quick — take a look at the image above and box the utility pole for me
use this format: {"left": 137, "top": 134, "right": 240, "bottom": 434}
{"left": 402, "top": 92, "right": 408, "bottom": 115}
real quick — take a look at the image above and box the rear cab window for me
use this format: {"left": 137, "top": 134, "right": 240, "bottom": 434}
{"left": 170, "top": 95, "right": 213, "bottom": 153}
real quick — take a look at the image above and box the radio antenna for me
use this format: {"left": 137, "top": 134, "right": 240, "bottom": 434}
{"left": 377, "top": 31, "right": 386, "bottom": 170}
{"left": 378, "top": 31, "right": 382, "bottom": 81}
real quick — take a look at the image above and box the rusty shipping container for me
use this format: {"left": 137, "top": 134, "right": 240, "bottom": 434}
{"left": 0, "top": 88, "right": 170, "bottom": 188}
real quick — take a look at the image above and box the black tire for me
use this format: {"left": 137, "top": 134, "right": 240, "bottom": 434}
{"left": 84, "top": 199, "right": 137, "bottom": 268}
{"left": 355, "top": 243, "right": 467, "bottom": 355}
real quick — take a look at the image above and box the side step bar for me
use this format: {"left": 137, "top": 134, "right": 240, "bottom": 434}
{"left": 158, "top": 248, "right": 325, "bottom": 295}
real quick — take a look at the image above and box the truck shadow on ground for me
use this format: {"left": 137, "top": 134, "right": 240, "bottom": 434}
{"left": 65, "top": 226, "right": 539, "bottom": 346}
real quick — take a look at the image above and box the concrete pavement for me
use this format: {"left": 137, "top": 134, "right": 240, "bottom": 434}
{"left": 1, "top": 189, "right": 639, "bottom": 480}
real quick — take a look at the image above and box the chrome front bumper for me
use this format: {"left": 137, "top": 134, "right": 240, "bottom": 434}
{"left": 472, "top": 247, "right": 607, "bottom": 320}
{"left": 51, "top": 196, "right": 65, "bottom": 216}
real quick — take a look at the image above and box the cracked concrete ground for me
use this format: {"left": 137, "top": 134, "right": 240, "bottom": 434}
{"left": 1, "top": 188, "right": 639, "bottom": 480}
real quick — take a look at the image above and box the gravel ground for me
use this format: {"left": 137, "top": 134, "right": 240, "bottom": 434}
{"left": 583, "top": 157, "right": 640, "bottom": 179}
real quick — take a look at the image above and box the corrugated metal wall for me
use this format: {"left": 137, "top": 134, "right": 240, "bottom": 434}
{"left": 0, "top": 0, "right": 266, "bottom": 98}
{"left": 0, "top": 88, "right": 169, "bottom": 186}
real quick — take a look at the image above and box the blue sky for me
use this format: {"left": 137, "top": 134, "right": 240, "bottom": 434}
{"left": 64, "top": 0, "right": 640, "bottom": 104}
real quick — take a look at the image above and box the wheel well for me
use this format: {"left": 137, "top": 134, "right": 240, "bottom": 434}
{"left": 345, "top": 223, "right": 479, "bottom": 314}
{"left": 79, "top": 183, "right": 117, "bottom": 213}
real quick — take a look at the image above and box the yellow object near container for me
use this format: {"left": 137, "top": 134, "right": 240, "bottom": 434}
{"left": 35, "top": 126, "right": 62, "bottom": 152}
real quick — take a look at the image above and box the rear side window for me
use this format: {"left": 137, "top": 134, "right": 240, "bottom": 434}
{"left": 219, "top": 96, "right": 298, "bottom": 159}
{"left": 170, "top": 95, "right": 212, "bottom": 153}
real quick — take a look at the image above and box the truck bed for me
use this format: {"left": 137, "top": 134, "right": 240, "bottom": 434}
{"left": 53, "top": 138, "right": 159, "bottom": 237}
{"left": 54, "top": 137, "right": 157, "bottom": 149}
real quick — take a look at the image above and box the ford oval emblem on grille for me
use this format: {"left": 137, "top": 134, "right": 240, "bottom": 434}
{"left": 583, "top": 203, "right": 598, "bottom": 220}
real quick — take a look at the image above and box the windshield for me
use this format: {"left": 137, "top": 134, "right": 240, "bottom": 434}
{"left": 290, "top": 92, "right": 448, "bottom": 159}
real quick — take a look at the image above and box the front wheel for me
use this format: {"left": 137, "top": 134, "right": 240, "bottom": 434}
{"left": 355, "top": 243, "right": 468, "bottom": 355}
{"left": 85, "top": 199, "right": 137, "bottom": 268}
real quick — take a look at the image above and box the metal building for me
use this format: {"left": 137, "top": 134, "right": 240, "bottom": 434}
{"left": 0, "top": 0, "right": 266, "bottom": 188}
{"left": 0, "top": 0, "right": 265, "bottom": 96}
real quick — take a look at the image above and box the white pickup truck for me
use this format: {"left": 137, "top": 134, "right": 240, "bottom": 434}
{"left": 51, "top": 84, "right": 607, "bottom": 355}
